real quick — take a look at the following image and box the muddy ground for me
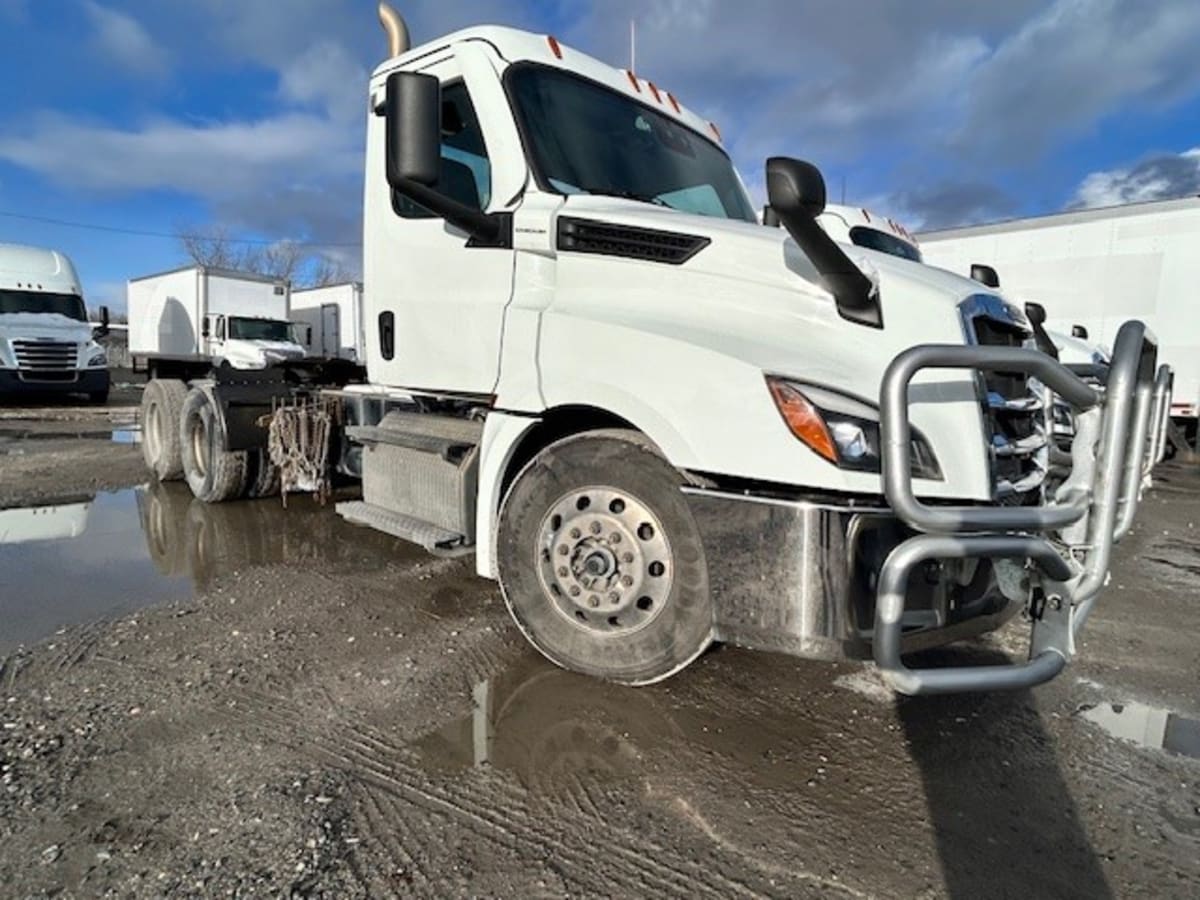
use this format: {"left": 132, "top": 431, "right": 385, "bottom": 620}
{"left": 0, "top": 394, "right": 1197, "bottom": 898}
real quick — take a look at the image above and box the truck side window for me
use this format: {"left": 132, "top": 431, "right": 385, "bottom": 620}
{"left": 394, "top": 81, "right": 492, "bottom": 219}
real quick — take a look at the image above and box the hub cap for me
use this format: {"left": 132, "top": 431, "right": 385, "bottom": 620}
{"left": 536, "top": 487, "right": 673, "bottom": 635}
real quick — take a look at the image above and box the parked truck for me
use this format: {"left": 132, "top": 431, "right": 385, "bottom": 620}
{"left": 129, "top": 265, "right": 355, "bottom": 504}
{"left": 0, "top": 243, "right": 110, "bottom": 403}
{"left": 135, "top": 5, "right": 1168, "bottom": 695}
{"left": 291, "top": 282, "right": 365, "bottom": 362}
{"left": 918, "top": 197, "right": 1200, "bottom": 451}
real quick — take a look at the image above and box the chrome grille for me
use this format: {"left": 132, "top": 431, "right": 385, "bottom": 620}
{"left": 13, "top": 340, "right": 78, "bottom": 375}
{"left": 960, "top": 296, "right": 1048, "bottom": 502}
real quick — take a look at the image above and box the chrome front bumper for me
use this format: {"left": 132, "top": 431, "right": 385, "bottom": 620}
{"left": 874, "top": 320, "right": 1165, "bottom": 694}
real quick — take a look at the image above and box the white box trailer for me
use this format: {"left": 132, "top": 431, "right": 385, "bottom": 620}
{"left": 919, "top": 197, "right": 1200, "bottom": 445}
{"left": 291, "top": 282, "right": 364, "bottom": 362}
{"left": 128, "top": 266, "right": 305, "bottom": 371}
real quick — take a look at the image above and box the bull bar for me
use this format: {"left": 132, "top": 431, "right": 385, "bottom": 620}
{"left": 873, "top": 320, "right": 1165, "bottom": 695}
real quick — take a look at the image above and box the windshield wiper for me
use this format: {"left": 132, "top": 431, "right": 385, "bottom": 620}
{"left": 578, "top": 187, "right": 670, "bottom": 208}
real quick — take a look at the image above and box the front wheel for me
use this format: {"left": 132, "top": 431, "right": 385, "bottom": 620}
{"left": 496, "top": 430, "right": 713, "bottom": 686}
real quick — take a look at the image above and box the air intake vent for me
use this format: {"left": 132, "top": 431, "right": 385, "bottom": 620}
{"left": 557, "top": 217, "right": 710, "bottom": 265}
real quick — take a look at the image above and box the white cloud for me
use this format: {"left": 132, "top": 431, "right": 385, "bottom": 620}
{"left": 1071, "top": 148, "right": 1200, "bottom": 209}
{"left": 278, "top": 40, "right": 367, "bottom": 124}
{"left": 83, "top": 1, "right": 169, "bottom": 76}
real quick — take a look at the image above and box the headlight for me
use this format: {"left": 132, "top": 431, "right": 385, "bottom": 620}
{"left": 87, "top": 350, "right": 107, "bottom": 367}
{"left": 766, "top": 377, "right": 943, "bottom": 480}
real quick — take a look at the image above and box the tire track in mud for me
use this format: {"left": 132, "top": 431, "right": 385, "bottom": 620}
{"left": 216, "top": 684, "right": 758, "bottom": 898}
{"left": 352, "top": 781, "right": 430, "bottom": 892}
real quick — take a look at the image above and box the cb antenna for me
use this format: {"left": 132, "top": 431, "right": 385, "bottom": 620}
{"left": 630, "top": 19, "right": 636, "bottom": 73}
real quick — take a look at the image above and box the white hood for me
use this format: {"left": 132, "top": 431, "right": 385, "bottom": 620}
{"left": 0, "top": 312, "right": 93, "bottom": 343}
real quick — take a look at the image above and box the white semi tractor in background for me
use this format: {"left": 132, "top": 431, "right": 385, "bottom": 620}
{"left": 919, "top": 197, "right": 1200, "bottom": 452}
{"left": 133, "top": 5, "right": 1167, "bottom": 695}
{"left": 0, "top": 243, "right": 110, "bottom": 403}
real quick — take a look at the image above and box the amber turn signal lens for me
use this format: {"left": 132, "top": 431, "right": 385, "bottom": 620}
{"left": 766, "top": 378, "right": 837, "bottom": 463}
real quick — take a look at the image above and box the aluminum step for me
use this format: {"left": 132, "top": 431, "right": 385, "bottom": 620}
{"left": 336, "top": 500, "right": 473, "bottom": 557}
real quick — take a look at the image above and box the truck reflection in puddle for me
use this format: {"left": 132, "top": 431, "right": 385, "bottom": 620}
{"left": 0, "top": 482, "right": 407, "bottom": 651}
{"left": 411, "top": 655, "right": 824, "bottom": 796}
{"left": 1080, "top": 701, "right": 1200, "bottom": 760}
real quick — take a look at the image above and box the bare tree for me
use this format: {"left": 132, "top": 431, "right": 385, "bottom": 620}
{"left": 176, "top": 227, "right": 358, "bottom": 289}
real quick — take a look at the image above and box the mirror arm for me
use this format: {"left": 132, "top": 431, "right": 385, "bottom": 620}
{"left": 393, "top": 177, "right": 504, "bottom": 244}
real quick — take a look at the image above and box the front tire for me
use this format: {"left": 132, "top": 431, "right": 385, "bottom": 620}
{"left": 140, "top": 378, "right": 188, "bottom": 481}
{"left": 496, "top": 430, "right": 713, "bottom": 686}
{"left": 180, "top": 387, "right": 248, "bottom": 503}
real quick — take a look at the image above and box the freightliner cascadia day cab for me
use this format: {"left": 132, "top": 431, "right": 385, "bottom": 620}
{"left": 0, "top": 243, "right": 110, "bottom": 403}
{"left": 136, "top": 4, "right": 1169, "bottom": 695}
{"left": 919, "top": 197, "right": 1200, "bottom": 452}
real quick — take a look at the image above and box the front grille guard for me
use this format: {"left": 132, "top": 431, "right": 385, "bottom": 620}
{"left": 873, "top": 320, "right": 1158, "bottom": 695}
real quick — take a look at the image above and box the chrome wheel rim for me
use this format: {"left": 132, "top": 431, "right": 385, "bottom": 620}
{"left": 536, "top": 486, "right": 673, "bottom": 636}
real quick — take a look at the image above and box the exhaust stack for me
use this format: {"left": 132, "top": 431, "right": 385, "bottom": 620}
{"left": 378, "top": 3, "right": 411, "bottom": 58}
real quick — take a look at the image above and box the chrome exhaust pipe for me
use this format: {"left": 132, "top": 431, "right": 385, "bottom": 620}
{"left": 378, "top": 2, "right": 411, "bottom": 58}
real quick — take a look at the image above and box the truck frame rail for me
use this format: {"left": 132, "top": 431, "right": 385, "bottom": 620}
{"left": 874, "top": 320, "right": 1159, "bottom": 694}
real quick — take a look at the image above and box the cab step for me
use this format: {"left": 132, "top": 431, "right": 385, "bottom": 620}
{"left": 336, "top": 500, "right": 473, "bottom": 557}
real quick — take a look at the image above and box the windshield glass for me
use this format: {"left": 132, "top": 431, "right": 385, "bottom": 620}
{"left": 228, "top": 317, "right": 293, "bottom": 342}
{"left": 0, "top": 289, "right": 87, "bottom": 320}
{"left": 848, "top": 226, "right": 923, "bottom": 263}
{"left": 508, "top": 65, "right": 757, "bottom": 223}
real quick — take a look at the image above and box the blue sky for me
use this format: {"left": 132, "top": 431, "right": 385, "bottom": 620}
{"left": 1, "top": 0, "right": 1198, "bottom": 312}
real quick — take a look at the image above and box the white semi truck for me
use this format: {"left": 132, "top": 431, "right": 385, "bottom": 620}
{"left": 291, "top": 282, "right": 365, "bottom": 362}
{"left": 0, "top": 243, "right": 110, "bottom": 403}
{"left": 136, "top": 5, "right": 1167, "bottom": 694}
{"left": 919, "top": 197, "right": 1200, "bottom": 451}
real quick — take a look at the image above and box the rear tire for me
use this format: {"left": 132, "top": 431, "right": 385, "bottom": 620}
{"left": 140, "top": 378, "right": 188, "bottom": 481}
{"left": 244, "top": 449, "right": 281, "bottom": 499}
{"left": 496, "top": 429, "right": 713, "bottom": 686}
{"left": 180, "top": 387, "right": 248, "bottom": 503}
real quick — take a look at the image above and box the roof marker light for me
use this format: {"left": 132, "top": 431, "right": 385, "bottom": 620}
{"left": 546, "top": 35, "right": 563, "bottom": 58}
{"left": 709, "top": 121, "right": 722, "bottom": 141}
{"left": 862, "top": 208, "right": 871, "bottom": 222}
{"left": 667, "top": 92, "right": 681, "bottom": 113}
{"left": 625, "top": 69, "right": 641, "bottom": 92}
{"left": 648, "top": 81, "right": 662, "bottom": 103}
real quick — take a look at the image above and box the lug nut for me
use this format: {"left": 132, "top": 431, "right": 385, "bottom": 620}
{"left": 622, "top": 552, "right": 634, "bottom": 563}
{"left": 610, "top": 533, "right": 621, "bottom": 544}
{"left": 589, "top": 595, "right": 600, "bottom": 608}
{"left": 590, "top": 521, "right": 602, "bottom": 535}
{"left": 569, "top": 528, "right": 581, "bottom": 539}
{"left": 621, "top": 575, "right": 634, "bottom": 587}
{"left": 557, "top": 567, "right": 568, "bottom": 578}
{"left": 557, "top": 545, "right": 569, "bottom": 556}
{"left": 569, "top": 586, "right": 581, "bottom": 597}
{"left": 608, "top": 592, "right": 620, "bottom": 604}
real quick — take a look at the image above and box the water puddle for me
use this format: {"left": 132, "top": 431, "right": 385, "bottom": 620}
{"left": 1079, "top": 701, "right": 1200, "bottom": 760}
{"left": 0, "top": 424, "right": 140, "bottom": 447}
{"left": 0, "top": 483, "right": 405, "bottom": 653}
{"left": 411, "top": 658, "right": 819, "bottom": 794}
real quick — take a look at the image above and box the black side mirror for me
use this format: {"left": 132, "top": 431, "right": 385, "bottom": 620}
{"left": 97, "top": 305, "right": 110, "bottom": 337}
{"left": 970, "top": 263, "right": 1000, "bottom": 288}
{"left": 382, "top": 70, "right": 504, "bottom": 244}
{"left": 385, "top": 71, "right": 441, "bottom": 189}
{"left": 202, "top": 318, "right": 211, "bottom": 339}
{"left": 1072, "top": 324, "right": 1089, "bottom": 340}
{"left": 1024, "top": 302, "right": 1046, "bottom": 326}
{"left": 766, "top": 157, "right": 880, "bottom": 328}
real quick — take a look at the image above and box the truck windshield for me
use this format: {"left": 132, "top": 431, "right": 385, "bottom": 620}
{"left": 0, "top": 289, "right": 87, "bottom": 320}
{"left": 848, "top": 226, "right": 923, "bottom": 263}
{"left": 507, "top": 65, "right": 757, "bottom": 223}
{"left": 228, "top": 318, "right": 292, "bottom": 342}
